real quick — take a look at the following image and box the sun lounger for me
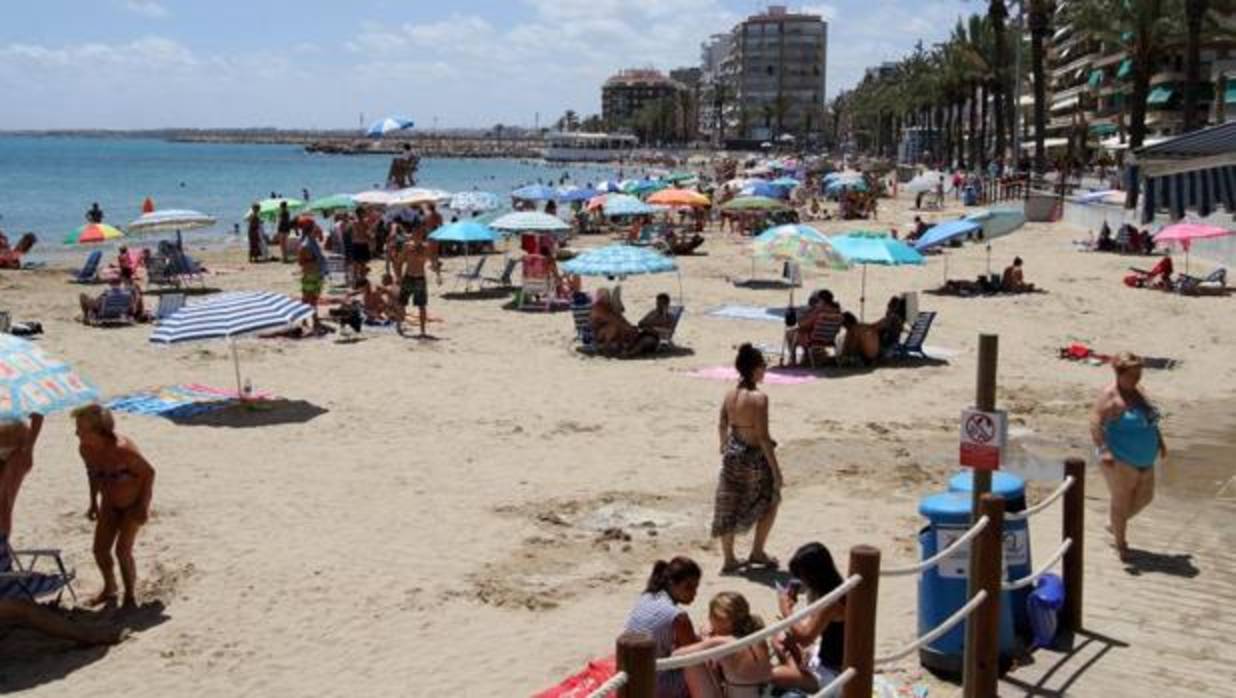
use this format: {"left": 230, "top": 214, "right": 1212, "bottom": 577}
{"left": 570, "top": 304, "right": 597, "bottom": 352}
{"left": 483, "top": 258, "right": 518, "bottom": 289}
{"left": 154, "top": 292, "right": 186, "bottom": 322}
{"left": 0, "top": 538, "right": 76, "bottom": 603}
{"left": 888, "top": 311, "right": 936, "bottom": 359}
{"left": 805, "top": 315, "right": 843, "bottom": 368}
{"left": 70, "top": 250, "right": 103, "bottom": 284}
{"left": 90, "top": 289, "right": 136, "bottom": 326}
{"left": 1176, "top": 267, "right": 1227, "bottom": 295}
{"left": 454, "top": 255, "right": 487, "bottom": 291}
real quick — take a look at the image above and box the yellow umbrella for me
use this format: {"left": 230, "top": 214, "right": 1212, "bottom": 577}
{"left": 647, "top": 188, "right": 710, "bottom": 207}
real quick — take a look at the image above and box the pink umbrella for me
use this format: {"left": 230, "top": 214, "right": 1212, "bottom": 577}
{"left": 1154, "top": 223, "right": 1233, "bottom": 273}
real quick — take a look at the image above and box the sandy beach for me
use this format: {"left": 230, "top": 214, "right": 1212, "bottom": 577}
{"left": 3, "top": 190, "right": 1235, "bottom": 696}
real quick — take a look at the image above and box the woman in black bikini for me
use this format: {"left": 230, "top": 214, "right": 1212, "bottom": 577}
{"left": 73, "top": 404, "right": 155, "bottom": 609}
{"left": 711, "top": 344, "right": 782, "bottom": 574}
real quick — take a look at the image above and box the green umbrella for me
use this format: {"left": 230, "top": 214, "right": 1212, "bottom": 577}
{"left": 244, "top": 197, "right": 305, "bottom": 222}
{"left": 721, "top": 196, "right": 788, "bottom": 212}
{"left": 304, "top": 194, "right": 355, "bottom": 216}
{"left": 665, "top": 172, "right": 698, "bottom": 184}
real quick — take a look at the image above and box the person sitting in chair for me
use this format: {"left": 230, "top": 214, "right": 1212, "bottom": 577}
{"left": 840, "top": 312, "right": 881, "bottom": 366}
{"left": 638, "top": 293, "right": 675, "bottom": 341}
{"left": 79, "top": 279, "right": 142, "bottom": 325}
{"left": 591, "top": 289, "right": 659, "bottom": 357}
{"left": 1001, "top": 257, "right": 1036, "bottom": 293}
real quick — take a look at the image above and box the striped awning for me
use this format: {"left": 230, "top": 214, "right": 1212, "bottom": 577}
{"left": 1125, "top": 122, "right": 1236, "bottom": 223}
{"left": 150, "top": 292, "right": 314, "bottom": 344}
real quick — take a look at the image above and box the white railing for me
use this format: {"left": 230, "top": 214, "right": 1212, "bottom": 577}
{"left": 874, "top": 590, "right": 988, "bottom": 665}
{"left": 1006, "top": 477, "right": 1075, "bottom": 522}
{"left": 584, "top": 670, "right": 628, "bottom": 698}
{"left": 1004, "top": 538, "right": 1073, "bottom": 592}
{"left": 810, "top": 666, "right": 856, "bottom": 697}
{"left": 882, "top": 515, "right": 990, "bottom": 577}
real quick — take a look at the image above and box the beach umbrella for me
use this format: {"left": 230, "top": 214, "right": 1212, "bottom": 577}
{"left": 386, "top": 188, "right": 451, "bottom": 207}
{"left": 595, "top": 181, "right": 623, "bottom": 193}
{"left": 586, "top": 194, "right": 612, "bottom": 211}
{"left": 665, "top": 172, "right": 697, "bottom": 184}
{"left": 825, "top": 178, "right": 868, "bottom": 198}
{"left": 245, "top": 197, "right": 305, "bottom": 222}
{"left": 366, "top": 116, "right": 415, "bottom": 138}
{"left": 623, "top": 179, "right": 668, "bottom": 197}
{"left": 557, "top": 186, "right": 600, "bottom": 203}
{"left": 352, "top": 190, "right": 396, "bottom": 206}
{"left": 721, "top": 196, "right": 788, "bottom": 212}
{"left": 906, "top": 171, "right": 949, "bottom": 194}
{"left": 912, "top": 219, "right": 983, "bottom": 283}
{"left": 603, "top": 195, "right": 658, "bottom": 217}
{"left": 770, "top": 177, "right": 801, "bottom": 189}
{"left": 830, "top": 233, "right": 924, "bottom": 319}
{"left": 752, "top": 225, "right": 849, "bottom": 305}
{"left": 742, "top": 181, "right": 790, "bottom": 199}
{"left": 1154, "top": 222, "right": 1234, "bottom": 273}
{"left": 511, "top": 184, "right": 559, "bottom": 201}
{"left": 150, "top": 292, "right": 315, "bottom": 397}
{"left": 449, "top": 191, "right": 501, "bottom": 212}
{"left": 429, "top": 221, "right": 500, "bottom": 286}
{"left": 0, "top": 334, "right": 100, "bottom": 420}
{"left": 647, "top": 189, "right": 711, "bottom": 207}
{"left": 489, "top": 211, "right": 570, "bottom": 234}
{"left": 127, "top": 209, "right": 216, "bottom": 235}
{"left": 64, "top": 222, "right": 124, "bottom": 245}
{"left": 303, "top": 195, "right": 355, "bottom": 216}
{"left": 561, "top": 244, "right": 677, "bottom": 277}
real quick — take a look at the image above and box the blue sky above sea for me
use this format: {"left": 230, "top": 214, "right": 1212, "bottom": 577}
{"left": 0, "top": 0, "right": 960, "bottom": 130}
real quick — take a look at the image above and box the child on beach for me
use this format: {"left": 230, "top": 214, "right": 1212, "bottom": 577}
{"left": 674, "top": 592, "right": 772, "bottom": 698}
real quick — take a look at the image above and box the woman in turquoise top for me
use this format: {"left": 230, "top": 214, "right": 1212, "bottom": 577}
{"left": 1090, "top": 353, "right": 1166, "bottom": 561}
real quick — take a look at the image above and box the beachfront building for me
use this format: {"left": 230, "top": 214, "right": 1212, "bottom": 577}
{"left": 1042, "top": 3, "right": 1236, "bottom": 156}
{"left": 710, "top": 5, "right": 829, "bottom": 145}
{"left": 699, "top": 33, "right": 735, "bottom": 145}
{"left": 601, "top": 69, "right": 691, "bottom": 144}
{"left": 669, "top": 67, "right": 703, "bottom": 143}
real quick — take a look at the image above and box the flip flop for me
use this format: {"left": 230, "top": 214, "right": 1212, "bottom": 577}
{"left": 720, "top": 560, "right": 746, "bottom": 575}
{"left": 748, "top": 554, "right": 780, "bottom": 569}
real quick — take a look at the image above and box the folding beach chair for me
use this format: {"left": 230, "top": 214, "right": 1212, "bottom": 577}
{"left": 0, "top": 538, "right": 76, "bottom": 604}
{"left": 482, "top": 258, "right": 519, "bottom": 289}
{"left": 889, "top": 311, "right": 936, "bottom": 359}
{"left": 325, "top": 255, "right": 349, "bottom": 289}
{"left": 655, "top": 306, "right": 684, "bottom": 350}
{"left": 805, "top": 314, "right": 843, "bottom": 367}
{"left": 570, "top": 304, "right": 597, "bottom": 353}
{"left": 70, "top": 250, "right": 103, "bottom": 284}
{"left": 781, "top": 261, "right": 803, "bottom": 287}
{"left": 520, "top": 256, "right": 553, "bottom": 311}
{"left": 454, "top": 255, "right": 487, "bottom": 292}
{"left": 154, "top": 292, "right": 186, "bottom": 322}
{"left": 91, "top": 289, "right": 136, "bottom": 326}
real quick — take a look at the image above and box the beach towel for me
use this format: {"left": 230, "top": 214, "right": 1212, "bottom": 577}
{"left": 706, "top": 304, "right": 801, "bottom": 323}
{"left": 533, "top": 656, "right": 616, "bottom": 698}
{"left": 685, "top": 366, "right": 818, "bottom": 385}
{"left": 106, "top": 383, "right": 276, "bottom": 419}
{"left": 1058, "top": 343, "right": 1178, "bottom": 370}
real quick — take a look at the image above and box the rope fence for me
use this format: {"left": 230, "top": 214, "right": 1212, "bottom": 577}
{"left": 1005, "top": 476, "right": 1075, "bottom": 522}
{"left": 810, "top": 667, "right": 856, "bottom": 697}
{"left": 874, "top": 590, "right": 988, "bottom": 665}
{"left": 655, "top": 575, "right": 863, "bottom": 671}
{"left": 882, "top": 515, "right": 989, "bottom": 577}
{"left": 1003, "top": 538, "right": 1073, "bottom": 592}
{"left": 584, "top": 671, "right": 627, "bottom": 698}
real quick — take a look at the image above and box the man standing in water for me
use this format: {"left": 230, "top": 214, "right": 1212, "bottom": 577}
{"left": 394, "top": 229, "right": 441, "bottom": 338}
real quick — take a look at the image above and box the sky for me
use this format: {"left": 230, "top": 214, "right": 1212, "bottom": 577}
{"left": 0, "top": 0, "right": 965, "bottom": 130}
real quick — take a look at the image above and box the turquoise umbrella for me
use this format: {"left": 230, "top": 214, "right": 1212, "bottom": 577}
{"left": 304, "top": 194, "right": 356, "bottom": 216}
{"left": 561, "top": 244, "right": 677, "bottom": 277}
{"left": 603, "top": 195, "right": 658, "bottom": 217}
{"left": 1, "top": 334, "right": 100, "bottom": 419}
{"left": 830, "top": 233, "right": 924, "bottom": 319}
{"left": 429, "top": 222, "right": 500, "bottom": 290}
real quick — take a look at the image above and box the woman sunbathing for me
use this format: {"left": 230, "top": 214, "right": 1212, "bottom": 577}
{"left": 591, "top": 289, "right": 658, "bottom": 357}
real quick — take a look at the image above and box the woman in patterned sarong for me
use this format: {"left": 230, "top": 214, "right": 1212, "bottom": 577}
{"left": 712, "top": 344, "right": 782, "bottom": 574}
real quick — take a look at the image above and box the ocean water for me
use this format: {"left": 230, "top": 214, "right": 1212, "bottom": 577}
{"left": 0, "top": 136, "right": 620, "bottom": 259}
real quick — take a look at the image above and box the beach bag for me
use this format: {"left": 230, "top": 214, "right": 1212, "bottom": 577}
{"left": 1026, "top": 573, "right": 1065, "bottom": 649}
{"left": 534, "top": 656, "right": 617, "bottom": 698}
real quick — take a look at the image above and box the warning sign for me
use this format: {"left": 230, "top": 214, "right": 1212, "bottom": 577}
{"left": 934, "top": 525, "right": 1028, "bottom": 579}
{"left": 960, "top": 408, "right": 1007, "bottom": 470}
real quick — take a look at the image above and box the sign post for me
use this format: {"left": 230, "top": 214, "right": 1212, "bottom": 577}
{"left": 969, "top": 335, "right": 1000, "bottom": 517}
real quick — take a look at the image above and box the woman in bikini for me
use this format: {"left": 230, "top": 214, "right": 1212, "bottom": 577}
{"left": 712, "top": 344, "right": 782, "bottom": 574}
{"left": 675, "top": 592, "right": 771, "bottom": 698}
{"left": 73, "top": 405, "right": 156, "bottom": 609}
{"left": 770, "top": 542, "right": 849, "bottom": 694}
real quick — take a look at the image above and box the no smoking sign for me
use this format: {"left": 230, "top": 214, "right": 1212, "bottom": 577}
{"left": 960, "top": 408, "right": 1007, "bottom": 470}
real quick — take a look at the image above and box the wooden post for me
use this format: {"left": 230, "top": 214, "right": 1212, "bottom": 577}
{"left": 842, "top": 545, "right": 882, "bottom": 698}
{"left": 1062, "top": 457, "right": 1086, "bottom": 634}
{"left": 964, "top": 493, "right": 1005, "bottom": 698}
{"left": 970, "top": 334, "right": 1000, "bottom": 520}
{"left": 616, "top": 632, "right": 656, "bottom": 698}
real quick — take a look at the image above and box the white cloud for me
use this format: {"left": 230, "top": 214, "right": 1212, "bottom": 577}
{"left": 125, "top": 1, "right": 168, "bottom": 18}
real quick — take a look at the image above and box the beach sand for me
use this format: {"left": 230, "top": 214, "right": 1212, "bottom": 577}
{"left": 3, "top": 190, "right": 1234, "bottom": 696}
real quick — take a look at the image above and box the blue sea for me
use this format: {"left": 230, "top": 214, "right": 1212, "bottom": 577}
{"left": 0, "top": 136, "right": 621, "bottom": 260}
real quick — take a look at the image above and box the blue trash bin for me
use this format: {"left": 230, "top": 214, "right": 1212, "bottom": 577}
{"left": 917, "top": 492, "right": 1016, "bottom": 676}
{"left": 948, "top": 471, "right": 1034, "bottom": 639}
{"left": 963, "top": 185, "right": 978, "bottom": 206}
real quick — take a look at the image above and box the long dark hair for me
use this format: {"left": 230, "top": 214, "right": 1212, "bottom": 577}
{"left": 789, "top": 542, "right": 844, "bottom": 598}
{"left": 735, "top": 343, "right": 765, "bottom": 391}
{"left": 644, "top": 556, "right": 701, "bottom": 594}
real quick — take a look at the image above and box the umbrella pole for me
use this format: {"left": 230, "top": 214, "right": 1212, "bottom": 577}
{"left": 986, "top": 243, "right": 992, "bottom": 277}
{"left": 230, "top": 336, "right": 245, "bottom": 400}
{"left": 860, "top": 264, "right": 868, "bottom": 321}
{"left": 943, "top": 254, "right": 948, "bottom": 285}
{"left": 677, "top": 270, "right": 684, "bottom": 306}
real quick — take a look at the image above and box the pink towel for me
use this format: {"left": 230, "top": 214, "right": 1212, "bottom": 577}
{"left": 685, "top": 366, "right": 817, "bottom": 385}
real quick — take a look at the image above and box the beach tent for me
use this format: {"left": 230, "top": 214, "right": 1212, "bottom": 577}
{"left": 1125, "top": 121, "right": 1236, "bottom": 223}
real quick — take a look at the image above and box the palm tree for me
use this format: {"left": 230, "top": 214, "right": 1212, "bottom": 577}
{"left": 1181, "top": 1, "right": 1235, "bottom": 131}
{"left": 988, "top": 0, "right": 1011, "bottom": 160}
{"left": 1027, "top": 0, "right": 1053, "bottom": 173}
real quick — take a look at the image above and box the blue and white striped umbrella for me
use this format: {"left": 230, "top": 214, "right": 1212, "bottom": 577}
{"left": 561, "top": 244, "right": 677, "bottom": 277}
{"left": 603, "top": 194, "right": 658, "bottom": 217}
{"left": 366, "top": 116, "right": 415, "bottom": 138}
{"left": 489, "top": 212, "right": 570, "bottom": 233}
{"left": 127, "top": 209, "right": 217, "bottom": 234}
{"left": 449, "top": 191, "right": 501, "bottom": 212}
{"left": 150, "top": 292, "right": 314, "bottom": 344}
{"left": 557, "top": 186, "right": 599, "bottom": 202}
{"left": 511, "top": 184, "right": 559, "bottom": 201}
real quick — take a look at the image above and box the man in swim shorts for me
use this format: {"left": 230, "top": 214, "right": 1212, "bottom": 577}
{"left": 394, "top": 230, "right": 441, "bottom": 337}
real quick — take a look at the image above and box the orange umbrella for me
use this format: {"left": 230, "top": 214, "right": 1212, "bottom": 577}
{"left": 647, "top": 188, "right": 710, "bottom": 207}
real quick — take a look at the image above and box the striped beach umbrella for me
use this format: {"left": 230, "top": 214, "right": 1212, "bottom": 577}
{"left": 561, "top": 244, "right": 677, "bottom": 277}
{"left": 127, "top": 209, "right": 217, "bottom": 234}
{"left": 449, "top": 191, "right": 501, "bottom": 212}
{"left": 366, "top": 116, "right": 414, "bottom": 138}
{"left": 0, "top": 334, "right": 100, "bottom": 419}
{"left": 64, "top": 222, "right": 124, "bottom": 245}
{"left": 150, "top": 292, "right": 315, "bottom": 397}
{"left": 489, "top": 212, "right": 570, "bottom": 234}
